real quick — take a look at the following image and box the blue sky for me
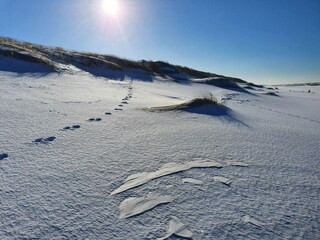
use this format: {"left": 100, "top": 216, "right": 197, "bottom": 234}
{"left": 1, "top": 0, "right": 319, "bottom": 84}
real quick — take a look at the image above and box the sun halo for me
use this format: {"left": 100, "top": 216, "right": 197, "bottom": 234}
{"left": 102, "top": 0, "right": 120, "bottom": 17}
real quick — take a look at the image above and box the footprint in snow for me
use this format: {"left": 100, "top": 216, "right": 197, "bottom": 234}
{"left": 114, "top": 108, "right": 123, "bottom": 111}
{"left": 118, "top": 104, "right": 123, "bottom": 107}
{"left": 33, "top": 136, "right": 56, "bottom": 144}
{"left": 105, "top": 112, "right": 112, "bottom": 115}
{"left": 0, "top": 153, "right": 9, "bottom": 160}
{"left": 121, "top": 101, "right": 128, "bottom": 104}
{"left": 88, "top": 118, "right": 102, "bottom": 122}
{"left": 62, "top": 125, "right": 81, "bottom": 131}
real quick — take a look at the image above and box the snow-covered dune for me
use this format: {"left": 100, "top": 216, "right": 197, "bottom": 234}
{"left": 0, "top": 69, "right": 319, "bottom": 239}
{"left": 0, "top": 37, "right": 245, "bottom": 86}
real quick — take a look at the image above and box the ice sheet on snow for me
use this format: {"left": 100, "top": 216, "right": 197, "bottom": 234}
{"left": 118, "top": 193, "right": 173, "bottom": 219}
{"left": 111, "top": 159, "right": 222, "bottom": 195}
{"left": 226, "top": 161, "right": 249, "bottom": 167}
{"left": 157, "top": 216, "right": 193, "bottom": 240}
{"left": 213, "top": 176, "right": 232, "bottom": 186}
{"left": 242, "top": 215, "right": 264, "bottom": 228}
{"left": 182, "top": 178, "right": 203, "bottom": 185}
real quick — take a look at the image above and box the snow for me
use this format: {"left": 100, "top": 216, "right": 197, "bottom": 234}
{"left": 0, "top": 56, "right": 53, "bottom": 73}
{"left": 0, "top": 67, "right": 320, "bottom": 239}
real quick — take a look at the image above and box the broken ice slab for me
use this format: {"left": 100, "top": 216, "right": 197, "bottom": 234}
{"left": 242, "top": 215, "right": 264, "bottom": 228}
{"left": 213, "top": 176, "right": 232, "bottom": 186}
{"left": 157, "top": 216, "right": 193, "bottom": 240}
{"left": 119, "top": 193, "right": 173, "bottom": 219}
{"left": 226, "top": 161, "right": 249, "bottom": 167}
{"left": 181, "top": 178, "right": 203, "bottom": 185}
{"left": 111, "top": 159, "right": 222, "bottom": 195}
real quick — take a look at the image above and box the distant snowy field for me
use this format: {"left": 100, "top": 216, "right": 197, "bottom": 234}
{"left": 0, "top": 71, "right": 319, "bottom": 239}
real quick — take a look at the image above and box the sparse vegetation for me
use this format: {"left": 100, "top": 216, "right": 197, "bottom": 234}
{"left": 247, "top": 82, "right": 264, "bottom": 88}
{"left": 145, "top": 96, "right": 221, "bottom": 112}
{"left": 0, "top": 37, "right": 245, "bottom": 82}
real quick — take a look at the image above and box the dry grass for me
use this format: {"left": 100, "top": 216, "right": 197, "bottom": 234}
{"left": 145, "top": 97, "right": 220, "bottom": 112}
{"left": 0, "top": 37, "right": 245, "bottom": 83}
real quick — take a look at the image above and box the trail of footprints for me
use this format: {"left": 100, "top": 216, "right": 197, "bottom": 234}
{"left": 1, "top": 80, "right": 134, "bottom": 158}
{"left": 33, "top": 136, "right": 56, "bottom": 144}
{"left": 62, "top": 125, "right": 81, "bottom": 131}
{"left": 87, "top": 118, "right": 102, "bottom": 122}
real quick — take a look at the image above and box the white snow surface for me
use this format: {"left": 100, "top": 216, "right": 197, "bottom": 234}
{"left": 0, "top": 70, "right": 320, "bottom": 239}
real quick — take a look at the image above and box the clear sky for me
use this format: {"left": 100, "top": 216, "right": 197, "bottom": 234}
{"left": 1, "top": 0, "right": 320, "bottom": 84}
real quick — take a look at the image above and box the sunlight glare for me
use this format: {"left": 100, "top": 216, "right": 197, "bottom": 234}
{"left": 102, "top": 0, "right": 120, "bottom": 16}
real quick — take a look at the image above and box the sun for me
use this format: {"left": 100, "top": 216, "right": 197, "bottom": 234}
{"left": 102, "top": 0, "right": 120, "bottom": 16}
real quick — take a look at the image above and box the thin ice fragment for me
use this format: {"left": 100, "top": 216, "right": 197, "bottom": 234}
{"left": 242, "top": 215, "right": 264, "bottom": 228}
{"left": 157, "top": 216, "right": 193, "bottom": 240}
{"left": 119, "top": 193, "right": 173, "bottom": 219}
{"left": 213, "top": 176, "right": 232, "bottom": 186}
{"left": 111, "top": 159, "right": 222, "bottom": 195}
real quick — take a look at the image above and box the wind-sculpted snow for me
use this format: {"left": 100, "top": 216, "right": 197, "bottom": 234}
{"left": 226, "top": 161, "right": 249, "bottom": 167}
{"left": 181, "top": 178, "right": 204, "bottom": 185}
{"left": 157, "top": 216, "right": 193, "bottom": 240}
{"left": 111, "top": 159, "right": 222, "bottom": 195}
{"left": 242, "top": 215, "right": 265, "bottom": 228}
{"left": 213, "top": 176, "right": 232, "bottom": 186}
{"left": 118, "top": 193, "right": 173, "bottom": 219}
